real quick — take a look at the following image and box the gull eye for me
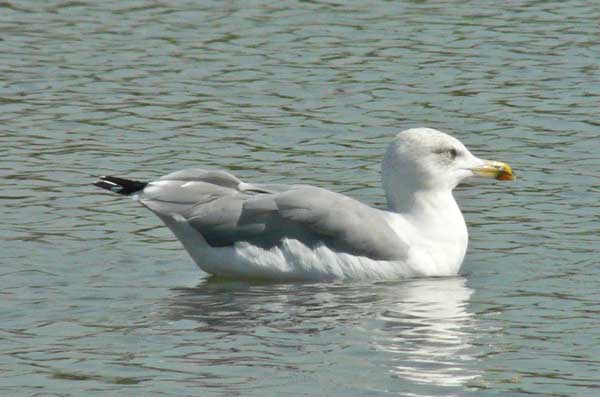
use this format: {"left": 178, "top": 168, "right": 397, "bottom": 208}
{"left": 433, "top": 147, "right": 459, "bottom": 160}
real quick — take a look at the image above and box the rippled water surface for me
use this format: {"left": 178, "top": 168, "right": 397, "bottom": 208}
{"left": 2, "top": 1, "right": 599, "bottom": 396}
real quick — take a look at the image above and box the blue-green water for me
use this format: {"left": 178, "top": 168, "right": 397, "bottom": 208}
{"left": 2, "top": 1, "right": 599, "bottom": 396}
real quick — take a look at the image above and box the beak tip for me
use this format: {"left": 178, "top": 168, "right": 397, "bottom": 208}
{"left": 497, "top": 173, "right": 515, "bottom": 181}
{"left": 497, "top": 163, "right": 514, "bottom": 181}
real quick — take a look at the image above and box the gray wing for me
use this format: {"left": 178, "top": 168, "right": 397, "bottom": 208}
{"left": 267, "top": 187, "right": 408, "bottom": 260}
{"left": 139, "top": 168, "right": 407, "bottom": 261}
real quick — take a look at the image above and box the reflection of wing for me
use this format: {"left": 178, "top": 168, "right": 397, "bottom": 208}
{"left": 139, "top": 168, "right": 407, "bottom": 260}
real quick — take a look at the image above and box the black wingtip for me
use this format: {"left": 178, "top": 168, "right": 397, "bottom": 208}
{"left": 94, "top": 176, "right": 148, "bottom": 195}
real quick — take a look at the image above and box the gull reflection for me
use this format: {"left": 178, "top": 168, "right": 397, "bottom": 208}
{"left": 373, "top": 277, "right": 480, "bottom": 387}
{"left": 165, "top": 276, "right": 480, "bottom": 389}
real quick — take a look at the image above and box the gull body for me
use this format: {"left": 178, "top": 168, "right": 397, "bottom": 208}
{"left": 95, "top": 128, "right": 513, "bottom": 281}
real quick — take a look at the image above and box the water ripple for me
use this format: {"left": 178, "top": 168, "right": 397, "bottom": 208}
{"left": 1, "top": 0, "right": 599, "bottom": 396}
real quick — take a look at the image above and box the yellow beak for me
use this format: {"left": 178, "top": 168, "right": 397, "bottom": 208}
{"left": 470, "top": 160, "right": 515, "bottom": 181}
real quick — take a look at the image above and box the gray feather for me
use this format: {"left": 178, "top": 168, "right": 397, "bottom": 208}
{"left": 139, "top": 168, "right": 408, "bottom": 261}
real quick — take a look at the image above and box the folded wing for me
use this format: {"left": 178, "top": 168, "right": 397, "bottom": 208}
{"left": 139, "top": 168, "right": 407, "bottom": 261}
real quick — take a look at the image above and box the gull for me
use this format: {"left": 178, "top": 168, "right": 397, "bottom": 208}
{"left": 94, "top": 128, "right": 513, "bottom": 281}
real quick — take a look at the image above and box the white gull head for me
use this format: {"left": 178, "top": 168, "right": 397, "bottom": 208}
{"left": 382, "top": 127, "right": 513, "bottom": 212}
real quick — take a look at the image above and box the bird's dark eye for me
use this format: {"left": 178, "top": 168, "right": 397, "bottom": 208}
{"left": 434, "top": 147, "right": 459, "bottom": 160}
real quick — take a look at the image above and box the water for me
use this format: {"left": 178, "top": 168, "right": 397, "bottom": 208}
{"left": 1, "top": 1, "right": 599, "bottom": 396}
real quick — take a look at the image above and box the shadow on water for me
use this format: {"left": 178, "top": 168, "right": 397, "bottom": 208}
{"left": 165, "top": 276, "right": 480, "bottom": 389}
